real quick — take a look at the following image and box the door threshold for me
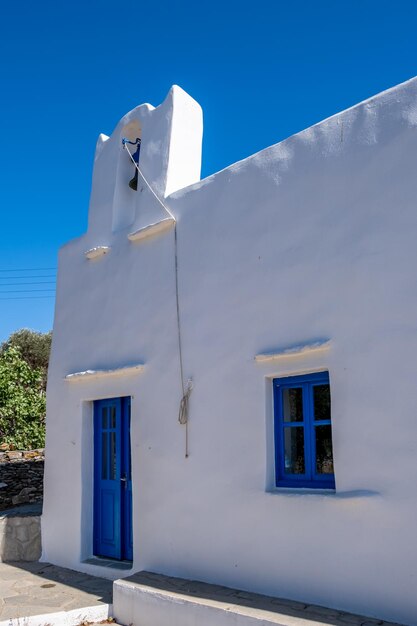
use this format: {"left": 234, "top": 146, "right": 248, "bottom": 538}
{"left": 84, "top": 556, "right": 133, "bottom": 570}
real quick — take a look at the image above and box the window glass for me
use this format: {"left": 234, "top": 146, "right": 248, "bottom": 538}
{"left": 110, "top": 406, "right": 116, "bottom": 429}
{"left": 284, "top": 427, "right": 305, "bottom": 474}
{"left": 313, "top": 384, "right": 331, "bottom": 421}
{"left": 282, "top": 387, "right": 303, "bottom": 422}
{"left": 102, "top": 407, "right": 108, "bottom": 430}
{"left": 110, "top": 432, "right": 117, "bottom": 480}
{"left": 101, "top": 432, "right": 108, "bottom": 480}
{"left": 315, "top": 425, "right": 334, "bottom": 474}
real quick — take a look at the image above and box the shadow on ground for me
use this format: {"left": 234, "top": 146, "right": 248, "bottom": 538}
{"left": 0, "top": 561, "right": 112, "bottom": 621}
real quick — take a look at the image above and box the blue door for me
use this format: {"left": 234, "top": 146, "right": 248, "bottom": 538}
{"left": 94, "top": 397, "right": 132, "bottom": 561}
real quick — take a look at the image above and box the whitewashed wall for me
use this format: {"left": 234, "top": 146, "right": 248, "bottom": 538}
{"left": 43, "top": 79, "right": 417, "bottom": 626}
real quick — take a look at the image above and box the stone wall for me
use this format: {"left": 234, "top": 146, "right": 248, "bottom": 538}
{"left": 0, "top": 449, "right": 44, "bottom": 511}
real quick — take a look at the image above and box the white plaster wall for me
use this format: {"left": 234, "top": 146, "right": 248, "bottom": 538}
{"left": 43, "top": 77, "right": 417, "bottom": 625}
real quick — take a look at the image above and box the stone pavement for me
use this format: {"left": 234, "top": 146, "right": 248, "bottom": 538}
{"left": 0, "top": 561, "right": 112, "bottom": 622}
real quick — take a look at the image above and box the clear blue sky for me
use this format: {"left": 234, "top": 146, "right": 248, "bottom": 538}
{"left": 1, "top": 0, "right": 417, "bottom": 342}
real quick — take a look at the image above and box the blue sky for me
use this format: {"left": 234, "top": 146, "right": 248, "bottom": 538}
{"left": 1, "top": 0, "right": 417, "bottom": 342}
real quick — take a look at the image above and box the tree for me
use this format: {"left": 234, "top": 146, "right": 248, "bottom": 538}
{"left": 1, "top": 329, "right": 52, "bottom": 390}
{"left": 0, "top": 346, "right": 46, "bottom": 449}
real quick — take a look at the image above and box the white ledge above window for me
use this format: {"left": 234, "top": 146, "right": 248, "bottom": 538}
{"left": 85, "top": 246, "right": 110, "bottom": 260}
{"left": 128, "top": 218, "right": 175, "bottom": 242}
{"left": 255, "top": 340, "right": 331, "bottom": 363}
{"left": 65, "top": 364, "right": 145, "bottom": 381}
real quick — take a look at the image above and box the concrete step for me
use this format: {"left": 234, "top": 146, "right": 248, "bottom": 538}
{"left": 113, "top": 571, "right": 401, "bottom": 626}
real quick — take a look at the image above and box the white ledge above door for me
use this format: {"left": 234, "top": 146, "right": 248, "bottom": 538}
{"left": 255, "top": 340, "right": 331, "bottom": 363}
{"left": 128, "top": 218, "right": 175, "bottom": 243}
{"left": 65, "top": 363, "right": 145, "bottom": 381}
{"left": 85, "top": 246, "right": 111, "bottom": 260}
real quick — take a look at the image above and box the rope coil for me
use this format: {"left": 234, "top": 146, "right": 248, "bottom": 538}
{"left": 178, "top": 379, "right": 193, "bottom": 425}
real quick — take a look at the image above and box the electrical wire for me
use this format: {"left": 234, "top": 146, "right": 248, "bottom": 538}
{"left": 0, "top": 274, "right": 56, "bottom": 280}
{"left": 0, "top": 289, "right": 55, "bottom": 294}
{"left": 0, "top": 267, "right": 56, "bottom": 272}
{"left": 0, "top": 295, "right": 55, "bottom": 301}
{"left": 0, "top": 281, "right": 55, "bottom": 287}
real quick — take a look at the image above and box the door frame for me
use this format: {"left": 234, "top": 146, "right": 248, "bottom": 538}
{"left": 93, "top": 396, "right": 132, "bottom": 561}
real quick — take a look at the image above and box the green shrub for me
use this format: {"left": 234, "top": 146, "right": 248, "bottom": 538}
{"left": 1, "top": 328, "right": 52, "bottom": 390}
{"left": 0, "top": 346, "right": 46, "bottom": 449}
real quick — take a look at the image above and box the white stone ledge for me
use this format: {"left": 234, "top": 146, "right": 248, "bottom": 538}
{"left": 266, "top": 489, "right": 381, "bottom": 500}
{"left": 85, "top": 246, "right": 110, "bottom": 260}
{"left": 255, "top": 340, "right": 331, "bottom": 362}
{"left": 65, "top": 364, "right": 145, "bottom": 382}
{"left": 128, "top": 218, "right": 175, "bottom": 242}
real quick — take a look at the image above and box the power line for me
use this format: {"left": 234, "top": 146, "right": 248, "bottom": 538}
{"left": 0, "top": 281, "right": 56, "bottom": 287}
{"left": 0, "top": 267, "right": 56, "bottom": 272}
{"left": 0, "top": 295, "right": 55, "bottom": 301}
{"left": 0, "top": 275, "right": 56, "bottom": 280}
{"left": 0, "top": 289, "right": 55, "bottom": 294}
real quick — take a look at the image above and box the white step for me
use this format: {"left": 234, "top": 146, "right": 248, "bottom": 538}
{"left": 113, "top": 571, "right": 397, "bottom": 626}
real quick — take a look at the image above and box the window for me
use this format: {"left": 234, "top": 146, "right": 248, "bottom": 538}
{"left": 273, "top": 372, "right": 335, "bottom": 489}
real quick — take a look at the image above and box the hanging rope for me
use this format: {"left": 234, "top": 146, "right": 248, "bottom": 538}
{"left": 123, "top": 142, "right": 190, "bottom": 457}
{"left": 123, "top": 143, "right": 175, "bottom": 220}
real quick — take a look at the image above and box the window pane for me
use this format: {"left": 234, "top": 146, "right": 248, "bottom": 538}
{"left": 282, "top": 387, "right": 303, "bottom": 422}
{"left": 314, "top": 384, "right": 331, "bottom": 421}
{"left": 110, "top": 406, "right": 116, "bottom": 429}
{"left": 102, "top": 407, "right": 108, "bottom": 429}
{"left": 101, "top": 432, "right": 108, "bottom": 479}
{"left": 284, "top": 426, "right": 305, "bottom": 474}
{"left": 315, "top": 425, "right": 334, "bottom": 474}
{"left": 110, "top": 432, "right": 117, "bottom": 480}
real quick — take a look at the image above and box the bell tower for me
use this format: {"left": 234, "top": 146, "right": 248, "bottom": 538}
{"left": 86, "top": 86, "right": 203, "bottom": 238}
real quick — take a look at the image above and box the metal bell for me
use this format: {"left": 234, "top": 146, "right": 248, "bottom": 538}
{"left": 129, "top": 170, "right": 138, "bottom": 191}
{"left": 122, "top": 137, "right": 141, "bottom": 192}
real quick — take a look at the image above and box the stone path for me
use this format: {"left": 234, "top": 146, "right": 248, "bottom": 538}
{"left": 0, "top": 561, "right": 112, "bottom": 621}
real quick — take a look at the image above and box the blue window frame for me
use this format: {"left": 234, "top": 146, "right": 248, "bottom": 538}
{"left": 273, "top": 371, "right": 335, "bottom": 489}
